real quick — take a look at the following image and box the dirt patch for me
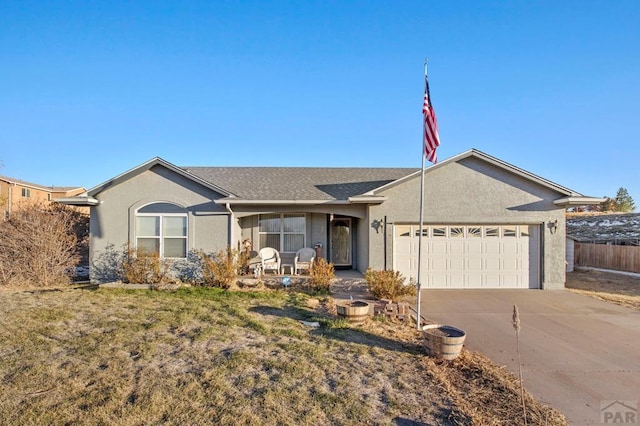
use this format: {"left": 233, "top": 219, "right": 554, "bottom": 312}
{"left": 566, "top": 269, "right": 640, "bottom": 309}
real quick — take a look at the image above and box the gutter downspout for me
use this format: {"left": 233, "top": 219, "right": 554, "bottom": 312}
{"left": 224, "top": 202, "right": 234, "bottom": 248}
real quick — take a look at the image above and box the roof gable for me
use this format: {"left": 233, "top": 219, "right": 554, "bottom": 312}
{"left": 87, "top": 157, "right": 233, "bottom": 198}
{"left": 368, "top": 149, "right": 582, "bottom": 197}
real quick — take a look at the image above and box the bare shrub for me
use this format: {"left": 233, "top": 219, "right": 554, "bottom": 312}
{"left": 173, "top": 250, "right": 204, "bottom": 284}
{"left": 91, "top": 244, "right": 125, "bottom": 283}
{"left": 309, "top": 258, "right": 335, "bottom": 292}
{"left": 364, "top": 268, "right": 417, "bottom": 302}
{"left": 0, "top": 203, "right": 80, "bottom": 287}
{"left": 197, "top": 247, "right": 241, "bottom": 289}
{"left": 122, "top": 245, "right": 172, "bottom": 284}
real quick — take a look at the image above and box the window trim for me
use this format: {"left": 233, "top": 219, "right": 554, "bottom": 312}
{"left": 135, "top": 205, "right": 188, "bottom": 259}
{"left": 258, "top": 213, "right": 306, "bottom": 253}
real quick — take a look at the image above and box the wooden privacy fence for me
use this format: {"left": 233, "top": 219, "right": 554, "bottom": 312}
{"left": 575, "top": 242, "right": 640, "bottom": 273}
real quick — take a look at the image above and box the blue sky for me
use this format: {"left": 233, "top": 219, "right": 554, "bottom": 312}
{"left": 1, "top": 1, "right": 639, "bottom": 205}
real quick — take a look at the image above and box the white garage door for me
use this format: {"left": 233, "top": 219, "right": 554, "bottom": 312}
{"left": 393, "top": 224, "right": 539, "bottom": 289}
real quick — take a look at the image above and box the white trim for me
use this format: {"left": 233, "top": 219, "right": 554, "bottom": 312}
{"left": 367, "top": 149, "right": 581, "bottom": 197}
{"left": 554, "top": 196, "right": 606, "bottom": 206}
{"left": 135, "top": 202, "right": 189, "bottom": 258}
{"left": 347, "top": 196, "right": 387, "bottom": 204}
{"left": 88, "top": 157, "right": 233, "bottom": 198}
{"left": 55, "top": 196, "right": 100, "bottom": 206}
{"left": 216, "top": 198, "right": 351, "bottom": 205}
{"left": 258, "top": 213, "right": 306, "bottom": 253}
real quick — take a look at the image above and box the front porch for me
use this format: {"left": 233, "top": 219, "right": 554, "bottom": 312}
{"left": 236, "top": 211, "right": 363, "bottom": 271}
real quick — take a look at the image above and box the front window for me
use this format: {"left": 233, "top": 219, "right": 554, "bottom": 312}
{"left": 136, "top": 203, "right": 187, "bottom": 258}
{"left": 21, "top": 188, "right": 31, "bottom": 198}
{"left": 259, "top": 213, "right": 305, "bottom": 252}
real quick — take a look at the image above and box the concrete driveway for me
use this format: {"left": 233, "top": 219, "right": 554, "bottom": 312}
{"left": 419, "top": 289, "right": 640, "bottom": 425}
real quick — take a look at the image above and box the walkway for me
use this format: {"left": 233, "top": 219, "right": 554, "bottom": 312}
{"left": 331, "top": 270, "right": 373, "bottom": 302}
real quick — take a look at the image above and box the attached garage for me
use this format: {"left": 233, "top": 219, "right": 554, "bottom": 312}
{"left": 365, "top": 150, "right": 604, "bottom": 290}
{"left": 393, "top": 224, "right": 540, "bottom": 289}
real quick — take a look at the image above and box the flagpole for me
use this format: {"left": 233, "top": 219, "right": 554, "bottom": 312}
{"left": 416, "top": 58, "right": 427, "bottom": 330}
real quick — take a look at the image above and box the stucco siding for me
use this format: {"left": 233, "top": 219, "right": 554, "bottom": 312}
{"left": 368, "top": 157, "right": 567, "bottom": 289}
{"left": 355, "top": 214, "right": 370, "bottom": 273}
{"left": 309, "top": 213, "right": 328, "bottom": 257}
{"left": 90, "top": 166, "right": 228, "bottom": 277}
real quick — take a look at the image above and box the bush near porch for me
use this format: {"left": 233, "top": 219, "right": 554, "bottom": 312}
{"left": 364, "top": 268, "right": 417, "bottom": 302}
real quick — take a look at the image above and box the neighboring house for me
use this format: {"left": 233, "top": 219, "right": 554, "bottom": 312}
{"left": 0, "top": 174, "right": 87, "bottom": 218}
{"left": 62, "top": 149, "right": 601, "bottom": 289}
{"left": 566, "top": 213, "right": 640, "bottom": 273}
{"left": 567, "top": 213, "right": 640, "bottom": 245}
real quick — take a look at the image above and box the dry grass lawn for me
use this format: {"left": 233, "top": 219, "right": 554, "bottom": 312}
{"left": 566, "top": 268, "right": 640, "bottom": 310}
{"left": 0, "top": 286, "right": 566, "bottom": 425}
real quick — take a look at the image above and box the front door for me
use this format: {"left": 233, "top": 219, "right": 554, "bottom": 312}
{"left": 330, "top": 218, "right": 351, "bottom": 266}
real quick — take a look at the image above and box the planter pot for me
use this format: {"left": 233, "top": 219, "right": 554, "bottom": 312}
{"left": 336, "top": 301, "right": 370, "bottom": 325}
{"left": 422, "top": 324, "right": 466, "bottom": 360}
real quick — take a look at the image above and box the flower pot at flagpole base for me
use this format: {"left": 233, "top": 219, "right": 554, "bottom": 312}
{"left": 336, "top": 301, "right": 370, "bottom": 325}
{"left": 422, "top": 324, "right": 466, "bottom": 360}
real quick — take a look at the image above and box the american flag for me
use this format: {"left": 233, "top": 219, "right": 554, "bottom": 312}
{"left": 422, "top": 76, "right": 440, "bottom": 163}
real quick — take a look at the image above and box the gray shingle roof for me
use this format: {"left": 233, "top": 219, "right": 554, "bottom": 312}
{"left": 182, "top": 167, "right": 417, "bottom": 200}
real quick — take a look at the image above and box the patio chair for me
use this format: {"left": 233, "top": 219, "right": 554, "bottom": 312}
{"left": 294, "top": 247, "right": 316, "bottom": 275}
{"left": 259, "top": 247, "right": 281, "bottom": 275}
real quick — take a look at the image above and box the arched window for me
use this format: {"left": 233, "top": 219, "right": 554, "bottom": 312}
{"left": 136, "top": 202, "right": 187, "bottom": 258}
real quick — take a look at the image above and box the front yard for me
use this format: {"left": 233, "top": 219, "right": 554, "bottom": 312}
{"left": 0, "top": 286, "right": 565, "bottom": 425}
{"left": 566, "top": 268, "right": 640, "bottom": 310}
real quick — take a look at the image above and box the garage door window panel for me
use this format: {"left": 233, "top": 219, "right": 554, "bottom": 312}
{"left": 467, "top": 227, "right": 481, "bottom": 237}
{"left": 432, "top": 227, "right": 446, "bottom": 237}
{"left": 503, "top": 226, "right": 518, "bottom": 237}
{"left": 450, "top": 227, "right": 464, "bottom": 238}
{"left": 485, "top": 227, "right": 499, "bottom": 237}
{"left": 396, "top": 225, "right": 412, "bottom": 237}
{"left": 414, "top": 226, "right": 428, "bottom": 237}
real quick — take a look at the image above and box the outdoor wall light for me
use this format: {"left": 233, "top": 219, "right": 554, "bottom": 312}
{"left": 549, "top": 219, "right": 558, "bottom": 234}
{"left": 371, "top": 218, "right": 384, "bottom": 233}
